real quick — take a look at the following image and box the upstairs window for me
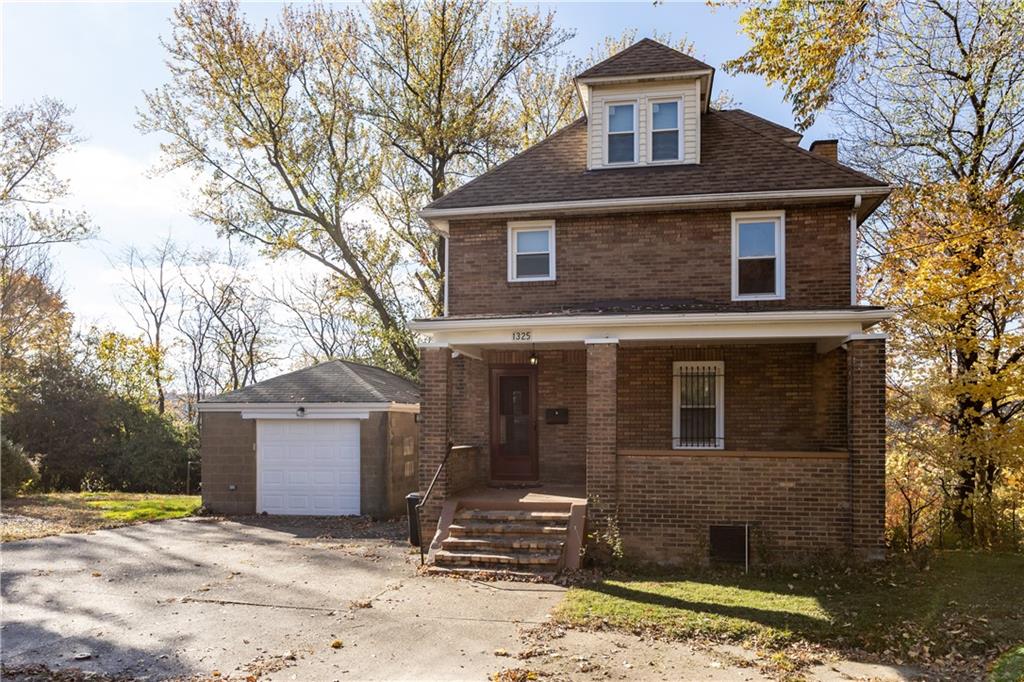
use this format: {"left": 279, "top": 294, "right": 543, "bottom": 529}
{"left": 508, "top": 221, "right": 555, "bottom": 281}
{"left": 607, "top": 103, "right": 636, "bottom": 164}
{"left": 651, "top": 100, "right": 681, "bottom": 161}
{"left": 732, "top": 211, "right": 785, "bottom": 300}
{"left": 672, "top": 361, "right": 724, "bottom": 449}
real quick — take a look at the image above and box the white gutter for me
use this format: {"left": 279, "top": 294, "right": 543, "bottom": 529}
{"left": 198, "top": 401, "right": 419, "bottom": 414}
{"left": 420, "top": 186, "right": 891, "bottom": 231}
{"left": 411, "top": 308, "right": 894, "bottom": 333}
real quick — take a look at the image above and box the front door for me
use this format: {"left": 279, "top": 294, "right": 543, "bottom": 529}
{"left": 489, "top": 367, "right": 538, "bottom": 481}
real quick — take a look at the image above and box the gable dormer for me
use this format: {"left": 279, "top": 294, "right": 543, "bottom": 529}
{"left": 574, "top": 39, "right": 714, "bottom": 169}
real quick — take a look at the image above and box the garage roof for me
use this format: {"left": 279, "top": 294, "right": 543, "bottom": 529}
{"left": 201, "top": 360, "right": 419, "bottom": 405}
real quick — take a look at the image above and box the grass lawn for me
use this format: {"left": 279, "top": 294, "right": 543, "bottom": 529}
{"left": 1, "top": 492, "right": 201, "bottom": 541}
{"left": 555, "top": 551, "right": 1024, "bottom": 671}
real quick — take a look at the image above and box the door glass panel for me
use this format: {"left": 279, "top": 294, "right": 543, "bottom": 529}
{"left": 499, "top": 376, "right": 531, "bottom": 458}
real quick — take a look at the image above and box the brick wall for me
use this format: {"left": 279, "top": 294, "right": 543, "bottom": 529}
{"left": 847, "top": 337, "right": 886, "bottom": 558}
{"left": 447, "top": 204, "right": 852, "bottom": 316}
{"left": 200, "top": 411, "right": 257, "bottom": 514}
{"left": 617, "top": 344, "right": 847, "bottom": 451}
{"left": 616, "top": 453, "right": 850, "bottom": 563}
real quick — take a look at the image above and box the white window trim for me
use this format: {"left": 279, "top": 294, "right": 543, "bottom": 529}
{"left": 672, "top": 360, "right": 724, "bottom": 450}
{"left": 731, "top": 210, "right": 786, "bottom": 301}
{"left": 649, "top": 97, "right": 684, "bottom": 164}
{"left": 605, "top": 99, "right": 638, "bottom": 166}
{"left": 507, "top": 220, "right": 556, "bottom": 282}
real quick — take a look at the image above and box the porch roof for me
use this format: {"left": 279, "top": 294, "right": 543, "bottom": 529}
{"left": 411, "top": 307, "right": 891, "bottom": 354}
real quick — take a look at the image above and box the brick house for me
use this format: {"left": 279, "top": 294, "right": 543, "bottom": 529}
{"left": 411, "top": 39, "right": 890, "bottom": 574}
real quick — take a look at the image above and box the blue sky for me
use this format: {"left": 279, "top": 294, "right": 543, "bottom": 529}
{"left": 2, "top": 1, "right": 838, "bottom": 334}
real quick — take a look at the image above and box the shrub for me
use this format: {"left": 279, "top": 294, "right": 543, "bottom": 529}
{"left": 1, "top": 437, "right": 39, "bottom": 498}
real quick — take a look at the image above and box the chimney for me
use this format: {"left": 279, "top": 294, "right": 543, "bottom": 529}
{"left": 809, "top": 139, "right": 839, "bottom": 163}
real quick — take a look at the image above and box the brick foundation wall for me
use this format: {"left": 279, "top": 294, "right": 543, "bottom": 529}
{"left": 200, "top": 411, "right": 257, "bottom": 515}
{"left": 617, "top": 344, "right": 847, "bottom": 451}
{"left": 616, "top": 453, "right": 851, "bottom": 563}
{"left": 447, "top": 204, "right": 852, "bottom": 317}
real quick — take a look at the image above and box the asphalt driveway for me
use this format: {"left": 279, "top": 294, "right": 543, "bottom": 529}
{"left": 0, "top": 516, "right": 567, "bottom": 681}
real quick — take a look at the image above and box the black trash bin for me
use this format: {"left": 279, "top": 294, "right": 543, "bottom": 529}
{"left": 406, "top": 492, "right": 423, "bottom": 547}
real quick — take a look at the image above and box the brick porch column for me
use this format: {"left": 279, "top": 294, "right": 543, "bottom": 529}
{"left": 418, "top": 345, "right": 452, "bottom": 531}
{"left": 586, "top": 340, "right": 618, "bottom": 526}
{"left": 847, "top": 336, "right": 886, "bottom": 559}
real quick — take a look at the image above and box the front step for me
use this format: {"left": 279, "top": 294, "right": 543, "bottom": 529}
{"left": 442, "top": 535, "right": 565, "bottom": 552}
{"left": 429, "top": 503, "right": 577, "bottom": 578}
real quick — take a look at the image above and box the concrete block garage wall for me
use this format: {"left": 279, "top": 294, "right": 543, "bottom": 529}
{"left": 201, "top": 409, "right": 419, "bottom": 518}
{"left": 200, "top": 411, "right": 257, "bottom": 515}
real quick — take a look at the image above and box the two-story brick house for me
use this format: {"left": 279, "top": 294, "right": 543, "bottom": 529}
{"left": 411, "top": 39, "right": 890, "bottom": 574}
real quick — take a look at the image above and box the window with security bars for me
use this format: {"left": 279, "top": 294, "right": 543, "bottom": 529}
{"left": 672, "top": 361, "right": 724, "bottom": 449}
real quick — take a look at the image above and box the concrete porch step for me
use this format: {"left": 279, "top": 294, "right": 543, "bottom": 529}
{"left": 447, "top": 521, "right": 569, "bottom": 536}
{"left": 425, "top": 565, "right": 556, "bottom": 581}
{"left": 455, "top": 509, "right": 571, "bottom": 523}
{"left": 434, "top": 549, "right": 562, "bottom": 567}
{"left": 441, "top": 534, "right": 565, "bottom": 552}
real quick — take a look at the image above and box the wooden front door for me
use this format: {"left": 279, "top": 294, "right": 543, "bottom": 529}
{"left": 489, "top": 367, "right": 538, "bottom": 481}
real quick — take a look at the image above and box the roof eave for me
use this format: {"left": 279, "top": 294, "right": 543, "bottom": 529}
{"left": 420, "top": 185, "right": 892, "bottom": 227}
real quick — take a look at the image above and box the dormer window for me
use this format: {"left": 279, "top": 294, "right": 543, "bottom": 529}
{"left": 606, "top": 102, "right": 636, "bottom": 164}
{"left": 651, "top": 99, "right": 682, "bottom": 162}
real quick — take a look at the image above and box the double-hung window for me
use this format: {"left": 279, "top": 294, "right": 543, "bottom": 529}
{"left": 672, "top": 361, "right": 724, "bottom": 449}
{"left": 606, "top": 102, "right": 636, "bottom": 164}
{"left": 650, "top": 99, "right": 682, "bottom": 161}
{"left": 732, "top": 211, "right": 785, "bottom": 300}
{"left": 508, "top": 221, "right": 555, "bottom": 281}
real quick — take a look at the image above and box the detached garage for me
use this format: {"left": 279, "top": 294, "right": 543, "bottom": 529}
{"left": 198, "top": 360, "right": 419, "bottom": 518}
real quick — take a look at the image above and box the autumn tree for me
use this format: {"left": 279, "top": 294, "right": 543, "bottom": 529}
{"left": 727, "top": 0, "right": 1024, "bottom": 544}
{"left": 350, "top": 0, "right": 571, "bottom": 322}
{"left": 1, "top": 97, "right": 91, "bottom": 247}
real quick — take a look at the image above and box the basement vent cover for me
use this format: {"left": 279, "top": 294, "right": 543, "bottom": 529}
{"left": 709, "top": 524, "right": 750, "bottom": 569}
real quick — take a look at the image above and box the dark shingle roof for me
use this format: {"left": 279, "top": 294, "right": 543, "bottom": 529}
{"left": 417, "top": 300, "right": 885, "bottom": 322}
{"left": 202, "top": 360, "right": 418, "bottom": 405}
{"left": 424, "top": 109, "right": 886, "bottom": 212}
{"left": 715, "top": 109, "right": 802, "bottom": 142}
{"left": 577, "top": 38, "right": 713, "bottom": 79}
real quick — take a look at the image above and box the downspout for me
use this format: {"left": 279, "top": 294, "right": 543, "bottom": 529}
{"left": 850, "top": 194, "right": 862, "bottom": 306}
{"left": 443, "top": 235, "right": 449, "bottom": 317}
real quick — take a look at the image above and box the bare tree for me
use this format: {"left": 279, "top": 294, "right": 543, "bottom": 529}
{"left": 176, "top": 248, "right": 278, "bottom": 397}
{"left": 116, "top": 237, "right": 176, "bottom": 414}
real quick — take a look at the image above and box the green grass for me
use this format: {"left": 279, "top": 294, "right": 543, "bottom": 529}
{"left": 991, "top": 645, "right": 1024, "bottom": 682}
{"left": 556, "top": 552, "right": 1024, "bottom": 660}
{"left": 2, "top": 492, "right": 201, "bottom": 541}
{"left": 81, "top": 493, "right": 202, "bottom": 522}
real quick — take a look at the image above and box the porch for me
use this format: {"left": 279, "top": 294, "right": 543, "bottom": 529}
{"left": 415, "top": 310, "right": 888, "bottom": 566}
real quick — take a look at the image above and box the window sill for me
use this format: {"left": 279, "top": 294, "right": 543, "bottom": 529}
{"left": 619, "top": 449, "right": 849, "bottom": 460}
{"left": 507, "top": 279, "right": 558, "bottom": 287}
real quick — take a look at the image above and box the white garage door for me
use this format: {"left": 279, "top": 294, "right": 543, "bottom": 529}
{"left": 257, "top": 419, "right": 361, "bottom": 515}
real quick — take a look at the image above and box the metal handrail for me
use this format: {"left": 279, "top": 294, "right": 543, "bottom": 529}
{"left": 416, "top": 443, "right": 477, "bottom": 565}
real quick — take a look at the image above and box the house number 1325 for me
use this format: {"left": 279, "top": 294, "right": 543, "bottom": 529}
{"left": 512, "top": 330, "right": 532, "bottom": 342}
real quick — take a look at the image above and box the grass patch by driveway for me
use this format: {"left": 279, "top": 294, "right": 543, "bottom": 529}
{"left": 1, "top": 492, "right": 201, "bottom": 541}
{"left": 555, "top": 551, "right": 1023, "bottom": 670}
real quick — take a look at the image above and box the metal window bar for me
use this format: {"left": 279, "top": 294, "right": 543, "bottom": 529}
{"left": 674, "top": 365, "right": 723, "bottom": 448}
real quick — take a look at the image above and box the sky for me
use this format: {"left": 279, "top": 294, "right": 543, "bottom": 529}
{"left": 1, "top": 0, "right": 839, "bottom": 338}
